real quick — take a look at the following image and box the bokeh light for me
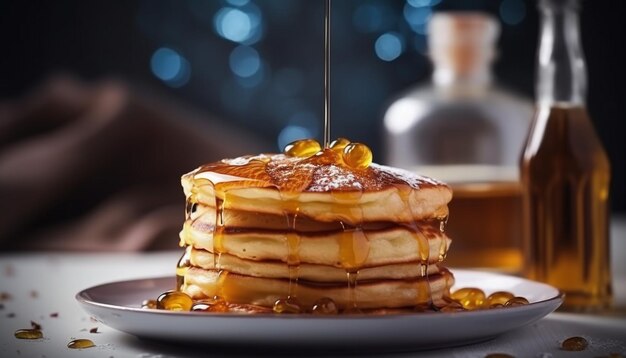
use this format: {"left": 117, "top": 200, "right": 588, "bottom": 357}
{"left": 229, "top": 45, "right": 261, "bottom": 78}
{"left": 226, "top": 0, "right": 250, "bottom": 6}
{"left": 403, "top": 3, "right": 432, "bottom": 35}
{"left": 375, "top": 32, "right": 404, "bottom": 62}
{"left": 150, "top": 47, "right": 191, "bottom": 88}
{"left": 406, "top": 0, "right": 442, "bottom": 8}
{"left": 499, "top": 0, "right": 526, "bottom": 25}
{"left": 277, "top": 125, "right": 313, "bottom": 151}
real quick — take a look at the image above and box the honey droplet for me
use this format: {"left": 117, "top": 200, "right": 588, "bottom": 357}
{"left": 156, "top": 290, "right": 193, "bottom": 311}
{"left": 504, "top": 296, "right": 529, "bottom": 307}
{"left": 284, "top": 139, "right": 321, "bottom": 158}
{"left": 273, "top": 297, "right": 302, "bottom": 314}
{"left": 487, "top": 291, "right": 515, "bottom": 307}
{"left": 329, "top": 137, "right": 350, "bottom": 153}
{"left": 561, "top": 336, "right": 588, "bottom": 351}
{"left": 342, "top": 142, "right": 372, "bottom": 170}
{"left": 192, "top": 297, "right": 229, "bottom": 313}
{"left": 14, "top": 329, "right": 43, "bottom": 339}
{"left": 141, "top": 299, "right": 157, "bottom": 309}
{"left": 451, "top": 288, "right": 486, "bottom": 310}
{"left": 438, "top": 297, "right": 466, "bottom": 312}
{"left": 67, "top": 339, "right": 95, "bottom": 349}
{"left": 311, "top": 297, "right": 338, "bottom": 315}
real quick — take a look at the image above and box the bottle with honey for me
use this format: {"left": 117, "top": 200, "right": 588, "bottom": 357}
{"left": 521, "top": 0, "right": 611, "bottom": 311}
{"left": 384, "top": 13, "right": 533, "bottom": 272}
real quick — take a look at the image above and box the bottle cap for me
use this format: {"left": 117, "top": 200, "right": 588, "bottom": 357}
{"left": 428, "top": 12, "right": 499, "bottom": 48}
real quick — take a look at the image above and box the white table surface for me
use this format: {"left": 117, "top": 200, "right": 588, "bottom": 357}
{"left": 1, "top": 217, "right": 625, "bottom": 358}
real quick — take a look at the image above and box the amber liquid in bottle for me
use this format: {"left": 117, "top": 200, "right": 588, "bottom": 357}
{"left": 522, "top": 105, "right": 611, "bottom": 311}
{"left": 445, "top": 181, "right": 523, "bottom": 272}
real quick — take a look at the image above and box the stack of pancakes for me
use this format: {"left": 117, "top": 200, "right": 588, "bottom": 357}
{"left": 178, "top": 149, "right": 454, "bottom": 312}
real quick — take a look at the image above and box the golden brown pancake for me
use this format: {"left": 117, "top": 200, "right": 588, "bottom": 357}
{"left": 190, "top": 248, "right": 442, "bottom": 282}
{"left": 182, "top": 152, "right": 452, "bottom": 224}
{"left": 183, "top": 266, "right": 454, "bottom": 310}
{"left": 177, "top": 148, "right": 454, "bottom": 312}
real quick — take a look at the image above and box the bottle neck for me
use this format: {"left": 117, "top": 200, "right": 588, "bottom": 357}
{"left": 536, "top": 0, "right": 586, "bottom": 107}
{"left": 433, "top": 64, "right": 492, "bottom": 88}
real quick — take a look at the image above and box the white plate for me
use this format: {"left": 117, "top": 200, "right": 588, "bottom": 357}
{"left": 76, "top": 270, "right": 562, "bottom": 351}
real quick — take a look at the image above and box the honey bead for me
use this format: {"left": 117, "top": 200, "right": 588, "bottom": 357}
{"left": 141, "top": 299, "right": 157, "bottom": 309}
{"left": 561, "top": 336, "right": 588, "bottom": 351}
{"left": 156, "top": 290, "right": 193, "bottom": 311}
{"left": 273, "top": 297, "right": 302, "bottom": 314}
{"left": 329, "top": 138, "right": 350, "bottom": 153}
{"left": 451, "top": 287, "right": 486, "bottom": 310}
{"left": 192, "top": 297, "right": 229, "bottom": 313}
{"left": 487, "top": 291, "right": 515, "bottom": 306}
{"left": 439, "top": 300, "right": 465, "bottom": 313}
{"left": 284, "top": 139, "right": 321, "bottom": 158}
{"left": 312, "top": 297, "right": 338, "bottom": 315}
{"left": 67, "top": 339, "right": 95, "bottom": 349}
{"left": 504, "top": 296, "right": 529, "bottom": 307}
{"left": 342, "top": 142, "right": 372, "bottom": 169}
{"left": 14, "top": 329, "right": 43, "bottom": 339}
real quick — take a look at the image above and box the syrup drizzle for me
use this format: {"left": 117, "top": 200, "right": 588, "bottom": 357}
{"left": 323, "top": 0, "right": 331, "bottom": 148}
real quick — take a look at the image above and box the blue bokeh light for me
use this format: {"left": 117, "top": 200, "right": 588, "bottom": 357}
{"left": 226, "top": 0, "right": 250, "bottom": 6}
{"left": 403, "top": 3, "right": 432, "bottom": 34}
{"left": 375, "top": 32, "right": 404, "bottom": 62}
{"left": 229, "top": 45, "right": 261, "bottom": 78}
{"left": 499, "top": 0, "right": 526, "bottom": 25}
{"left": 214, "top": 7, "right": 252, "bottom": 42}
{"left": 150, "top": 47, "right": 191, "bottom": 87}
{"left": 214, "top": 3, "right": 263, "bottom": 45}
{"left": 277, "top": 125, "right": 313, "bottom": 151}
{"left": 235, "top": 63, "right": 265, "bottom": 88}
{"left": 406, "top": 0, "right": 442, "bottom": 8}
{"left": 288, "top": 110, "right": 319, "bottom": 137}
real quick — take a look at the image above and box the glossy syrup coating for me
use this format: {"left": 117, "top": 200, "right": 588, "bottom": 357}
{"left": 343, "top": 142, "right": 373, "bottom": 170}
{"left": 284, "top": 139, "right": 322, "bottom": 158}
{"left": 67, "top": 339, "right": 95, "bottom": 349}
{"left": 141, "top": 299, "right": 157, "bottom": 309}
{"left": 329, "top": 137, "right": 350, "bottom": 153}
{"left": 192, "top": 297, "right": 229, "bottom": 313}
{"left": 311, "top": 297, "right": 338, "bottom": 315}
{"left": 504, "top": 296, "right": 529, "bottom": 307}
{"left": 156, "top": 290, "right": 193, "bottom": 311}
{"left": 560, "top": 336, "right": 588, "bottom": 351}
{"left": 283, "top": 138, "right": 375, "bottom": 171}
{"left": 14, "top": 329, "right": 43, "bottom": 339}
{"left": 273, "top": 297, "right": 302, "bottom": 314}
{"left": 451, "top": 287, "right": 486, "bottom": 310}
{"left": 487, "top": 291, "right": 515, "bottom": 306}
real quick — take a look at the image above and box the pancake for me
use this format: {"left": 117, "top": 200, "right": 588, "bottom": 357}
{"left": 181, "top": 220, "right": 450, "bottom": 268}
{"left": 176, "top": 143, "right": 454, "bottom": 313}
{"left": 182, "top": 152, "right": 452, "bottom": 224}
{"left": 190, "top": 248, "right": 442, "bottom": 282}
{"left": 183, "top": 266, "right": 454, "bottom": 310}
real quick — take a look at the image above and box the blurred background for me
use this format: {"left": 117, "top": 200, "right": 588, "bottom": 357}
{"left": 0, "top": 0, "right": 624, "bottom": 251}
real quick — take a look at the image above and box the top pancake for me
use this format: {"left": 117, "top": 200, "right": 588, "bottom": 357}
{"left": 182, "top": 150, "right": 452, "bottom": 224}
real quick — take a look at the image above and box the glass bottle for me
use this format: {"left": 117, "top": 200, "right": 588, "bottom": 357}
{"left": 384, "top": 13, "right": 533, "bottom": 272}
{"left": 521, "top": 0, "right": 611, "bottom": 311}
